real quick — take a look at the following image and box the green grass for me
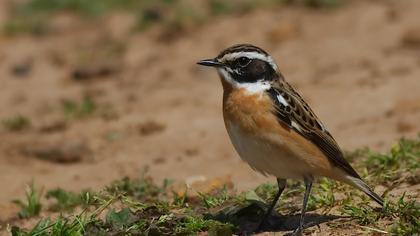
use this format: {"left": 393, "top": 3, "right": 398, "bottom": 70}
{"left": 61, "top": 96, "right": 96, "bottom": 119}
{"left": 104, "top": 175, "right": 171, "bottom": 202}
{"left": 389, "top": 193, "right": 420, "bottom": 235}
{"left": 11, "top": 215, "right": 90, "bottom": 236}
{"left": 60, "top": 96, "right": 119, "bottom": 121}
{"left": 307, "top": 178, "right": 336, "bottom": 212}
{"left": 346, "top": 136, "right": 420, "bottom": 186}
{"left": 12, "top": 183, "right": 42, "bottom": 219}
{"left": 198, "top": 187, "right": 232, "bottom": 209}
{"left": 3, "top": 0, "right": 150, "bottom": 35}
{"left": 10, "top": 0, "right": 141, "bottom": 17}
{"left": 340, "top": 193, "right": 420, "bottom": 235}
{"left": 2, "top": 115, "right": 31, "bottom": 131}
{"left": 3, "top": 0, "right": 345, "bottom": 35}
{"left": 365, "top": 137, "right": 419, "bottom": 171}
{"left": 11, "top": 177, "right": 233, "bottom": 235}
{"left": 3, "top": 16, "right": 49, "bottom": 36}
{"left": 45, "top": 188, "right": 96, "bottom": 212}
{"left": 9, "top": 136, "right": 419, "bottom": 235}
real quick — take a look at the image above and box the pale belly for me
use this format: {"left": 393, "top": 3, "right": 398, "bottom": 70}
{"left": 226, "top": 122, "right": 314, "bottom": 179}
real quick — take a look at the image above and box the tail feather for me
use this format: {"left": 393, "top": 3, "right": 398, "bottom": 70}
{"left": 345, "top": 176, "right": 384, "bottom": 206}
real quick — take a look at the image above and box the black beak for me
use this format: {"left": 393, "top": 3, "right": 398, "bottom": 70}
{"left": 197, "top": 58, "right": 223, "bottom": 67}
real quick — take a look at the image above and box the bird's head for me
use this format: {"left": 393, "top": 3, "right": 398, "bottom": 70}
{"left": 198, "top": 44, "right": 280, "bottom": 91}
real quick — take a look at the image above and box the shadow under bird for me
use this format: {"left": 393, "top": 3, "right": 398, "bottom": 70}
{"left": 197, "top": 44, "right": 384, "bottom": 235}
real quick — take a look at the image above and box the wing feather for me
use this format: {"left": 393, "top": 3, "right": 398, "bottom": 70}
{"left": 267, "top": 80, "right": 360, "bottom": 178}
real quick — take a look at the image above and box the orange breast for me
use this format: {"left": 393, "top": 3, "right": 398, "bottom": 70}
{"left": 222, "top": 87, "right": 338, "bottom": 179}
{"left": 223, "top": 88, "right": 283, "bottom": 135}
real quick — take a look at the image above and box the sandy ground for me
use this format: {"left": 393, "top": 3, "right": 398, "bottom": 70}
{"left": 0, "top": 0, "right": 419, "bottom": 232}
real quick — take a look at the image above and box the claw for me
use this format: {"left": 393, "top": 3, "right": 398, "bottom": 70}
{"left": 291, "top": 227, "right": 303, "bottom": 236}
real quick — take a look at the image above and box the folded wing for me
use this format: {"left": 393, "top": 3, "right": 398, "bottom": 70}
{"left": 267, "top": 79, "right": 360, "bottom": 179}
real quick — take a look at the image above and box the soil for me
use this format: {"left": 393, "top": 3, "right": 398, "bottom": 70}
{"left": 0, "top": 0, "right": 419, "bottom": 234}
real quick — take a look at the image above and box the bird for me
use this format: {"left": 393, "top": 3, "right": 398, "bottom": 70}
{"left": 197, "top": 44, "right": 384, "bottom": 235}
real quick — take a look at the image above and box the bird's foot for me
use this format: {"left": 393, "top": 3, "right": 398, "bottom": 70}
{"left": 290, "top": 226, "right": 303, "bottom": 236}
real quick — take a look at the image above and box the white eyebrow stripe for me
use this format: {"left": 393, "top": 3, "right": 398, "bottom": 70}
{"left": 220, "top": 51, "right": 278, "bottom": 71}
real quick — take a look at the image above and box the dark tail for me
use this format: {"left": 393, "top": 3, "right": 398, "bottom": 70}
{"left": 345, "top": 176, "right": 384, "bottom": 206}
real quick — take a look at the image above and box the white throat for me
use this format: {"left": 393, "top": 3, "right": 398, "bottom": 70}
{"left": 238, "top": 81, "right": 271, "bottom": 94}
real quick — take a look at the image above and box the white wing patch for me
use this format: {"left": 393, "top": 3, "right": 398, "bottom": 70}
{"left": 291, "top": 121, "right": 302, "bottom": 132}
{"left": 276, "top": 94, "right": 288, "bottom": 106}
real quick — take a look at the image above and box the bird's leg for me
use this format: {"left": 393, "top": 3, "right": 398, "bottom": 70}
{"left": 292, "top": 176, "right": 313, "bottom": 236}
{"left": 256, "top": 178, "right": 287, "bottom": 232}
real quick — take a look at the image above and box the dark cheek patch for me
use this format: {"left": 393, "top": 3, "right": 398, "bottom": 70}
{"left": 249, "top": 60, "right": 267, "bottom": 77}
{"left": 233, "top": 60, "right": 270, "bottom": 83}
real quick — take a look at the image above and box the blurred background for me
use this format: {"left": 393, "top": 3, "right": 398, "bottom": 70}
{"left": 0, "top": 0, "right": 419, "bottom": 227}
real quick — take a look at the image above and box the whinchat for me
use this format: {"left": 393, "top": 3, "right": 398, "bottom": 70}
{"left": 197, "top": 44, "right": 383, "bottom": 235}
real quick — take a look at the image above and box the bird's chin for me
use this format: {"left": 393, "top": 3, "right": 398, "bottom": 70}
{"left": 217, "top": 68, "right": 235, "bottom": 85}
{"left": 216, "top": 69, "right": 235, "bottom": 91}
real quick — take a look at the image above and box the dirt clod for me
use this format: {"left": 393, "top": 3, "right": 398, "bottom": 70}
{"left": 185, "top": 148, "right": 199, "bottom": 157}
{"left": 396, "top": 120, "right": 415, "bottom": 133}
{"left": 11, "top": 59, "right": 33, "bottom": 77}
{"left": 23, "top": 140, "right": 91, "bottom": 163}
{"left": 71, "top": 63, "right": 120, "bottom": 81}
{"left": 38, "top": 120, "right": 67, "bottom": 133}
{"left": 153, "top": 156, "right": 166, "bottom": 164}
{"left": 401, "top": 27, "right": 420, "bottom": 48}
{"left": 138, "top": 121, "right": 166, "bottom": 136}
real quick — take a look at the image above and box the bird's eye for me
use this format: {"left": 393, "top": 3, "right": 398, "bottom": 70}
{"left": 237, "top": 57, "right": 251, "bottom": 67}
